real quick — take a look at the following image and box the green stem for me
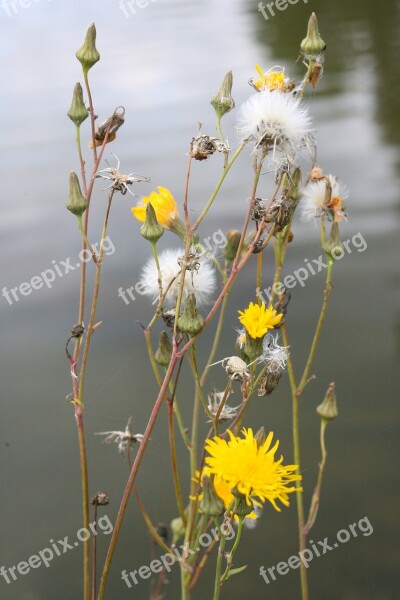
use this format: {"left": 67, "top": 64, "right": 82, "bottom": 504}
{"left": 221, "top": 517, "right": 244, "bottom": 584}
{"left": 212, "top": 526, "right": 227, "bottom": 600}
{"left": 75, "top": 407, "right": 90, "bottom": 600}
{"left": 304, "top": 419, "right": 328, "bottom": 535}
{"left": 192, "top": 142, "right": 245, "bottom": 231}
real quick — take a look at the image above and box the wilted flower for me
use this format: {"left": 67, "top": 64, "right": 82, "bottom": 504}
{"left": 236, "top": 91, "right": 313, "bottom": 166}
{"left": 205, "top": 428, "right": 301, "bottom": 511}
{"left": 301, "top": 174, "right": 348, "bottom": 223}
{"left": 206, "top": 390, "right": 240, "bottom": 423}
{"left": 259, "top": 333, "right": 288, "bottom": 371}
{"left": 250, "top": 65, "right": 294, "bottom": 92}
{"left": 139, "top": 248, "right": 216, "bottom": 309}
{"left": 95, "top": 417, "right": 144, "bottom": 459}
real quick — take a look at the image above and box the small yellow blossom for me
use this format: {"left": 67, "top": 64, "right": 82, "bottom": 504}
{"left": 131, "top": 186, "right": 178, "bottom": 229}
{"left": 238, "top": 301, "right": 282, "bottom": 339}
{"left": 205, "top": 428, "right": 301, "bottom": 512}
{"left": 253, "top": 64, "right": 286, "bottom": 91}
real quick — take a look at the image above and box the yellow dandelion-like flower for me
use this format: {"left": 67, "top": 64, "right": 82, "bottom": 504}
{"left": 205, "top": 428, "right": 301, "bottom": 512}
{"left": 131, "top": 186, "right": 185, "bottom": 239}
{"left": 253, "top": 64, "right": 286, "bottom": 91}
{"left": 238, "top": 301, "right": 282, "bottom": 339}
{"left": 196, "top": 467, "right": 260, "bottom": 521}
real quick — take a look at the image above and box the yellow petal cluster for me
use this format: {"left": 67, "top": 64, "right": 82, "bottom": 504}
{"left": 131, "top": 186, "right": 178, "bottom": 229}
{"left": 205, "top": 428, "right": 301, "bottom": 512}
{"left": 253, "top": 64, "right": 286, "bottom": 91}
{"left": 238, "top": 301, "right": 282, "bottom": 339}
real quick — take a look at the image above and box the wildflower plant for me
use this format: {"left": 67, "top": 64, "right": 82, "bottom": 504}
{"left": 65, "top": 14, "right": 342, "bottom": 600}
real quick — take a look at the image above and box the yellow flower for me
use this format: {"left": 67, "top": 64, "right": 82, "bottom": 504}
{"left": 205, "top": 428, "right": 301, "bottom": 512}
{"left": 253, "top": 64, "right": 286, "bottom": 91}
{"left": 238, "top": 301, "right": 282, "bottom": 339}
{"left": 197, "top": 467, "right": 260, "bottom": 521}
{"left": 131, "top": 186, "right": 185, "bottom": 239}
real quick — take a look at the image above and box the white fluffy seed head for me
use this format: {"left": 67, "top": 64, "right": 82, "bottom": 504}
{"left": 301, "top": 175, "right": 348, "bottom": 222}
{"left": 236, "top": 91, "right": 313, "bottom": 165}
{"left": 139, "top": 248, "right": 216, "bottom": 309}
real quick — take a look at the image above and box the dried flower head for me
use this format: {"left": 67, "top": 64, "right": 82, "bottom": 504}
{"left": 95, "top": 154, "right": 149, "bottom": 197}
{"left": 206, "top": 390, "right": 240, "bottom": 423}
{"left": 139, "top": 248, "right": 216, "bottom": 309}
{"left": 259, "top": 333, "right": 289, "bottom": 372}
{"left": 95, "top": 417, "right": 144, "bottom": 459}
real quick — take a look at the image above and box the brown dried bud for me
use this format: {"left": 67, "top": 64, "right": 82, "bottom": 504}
{"left": 190, "top": 135, "right": 218, "bottom": 161}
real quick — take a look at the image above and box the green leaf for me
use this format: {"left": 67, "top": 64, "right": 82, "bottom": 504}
{"left": 225, "top": 565, "right": 248, "bottom": 580}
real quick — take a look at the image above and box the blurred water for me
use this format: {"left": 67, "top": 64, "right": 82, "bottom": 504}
{"left": 1, "top": 0, "right": 399, "bottom": 599}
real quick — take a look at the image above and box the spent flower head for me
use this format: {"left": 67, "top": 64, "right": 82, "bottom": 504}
{"left": 205, "top": 428, "right": 301, "bottom": 511}
{"left": 95, "top": 417, "right": 144, "bottom": 459}
{"left": 206, "top": 390, "right": 240, "bottom": 423}
{"left": 139, "top": 248, "right": 216, "bottom": 309}
{"left": 236, "top": 91, "right": 313, "bottom": 167}
{"left": 301, "top": 174, "right": 348, "bottom": 223}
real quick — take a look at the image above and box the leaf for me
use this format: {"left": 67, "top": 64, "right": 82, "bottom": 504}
{"left": 224, "top": 565, "right": 248, "bottom": 580}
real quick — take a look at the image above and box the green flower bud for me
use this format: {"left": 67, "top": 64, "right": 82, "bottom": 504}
{"left": 66, "top": 172, "right": 87, "bottom": 216}
{"left": 170, "top": 516, "right": 185, "bottom": 544}
{"left": 244, "top": 332, "right": 263, "bottom": 362}
{"left": 140, "top": 202, "right": 164, "bottom": 243}
{"left": 223, "top": 230, "right": 241, "bottom": 262}
{"left": 300, "top": 13, "right": 326, "bottom": 58}
{"left": 323, "top": 222, "right": 343, "bottom": 260}
{"left": 67, "top": 83, "right": 89, "bottom": 127}
{"left": 316, "top": 382, "right": 338, "bottom": 421}
{"left": 154, "top": 331, "right": 172, "bottom": 367}
{"left": 177, "top": 294, "right": 204, "bottom": 337}
{"left": 211, "top": 71, "right": 235, "bottom": 120}
{"left": 76, "top": 23, "right": 100, "bottom": 74}
{"left": 200, "top": 476, "right": 224, "bottom": 517}
{"left": 231, "top": 487, "right": 254, "bottom": 519}
{"left": 288, "top": 167, "right": 302, "bottom": 204}
{"left": 254, "top": 426, "right": 266, "bottom": 448}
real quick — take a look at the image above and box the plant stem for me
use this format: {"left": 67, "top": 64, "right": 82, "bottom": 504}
{"left": 75, "top": 407, "right": 90, "bottom": 600}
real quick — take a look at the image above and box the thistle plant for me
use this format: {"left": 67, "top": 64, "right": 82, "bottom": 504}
{"left": 66, "top": 14, "right": 343, "bottom": 600}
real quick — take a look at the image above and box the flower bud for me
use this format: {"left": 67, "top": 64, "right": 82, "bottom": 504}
{"left": 177, "top": 293, "right": 204, "bottom": 336}
{"left": 76, "top": 23, "right": 100, "bottom": 74}
{"left": 288, "top": 167, "right": 302, "bottom": 204}
{"left": 67, "top": 83, "right": 89, "bottom": 127}
{"left": 300, "top": 13, "right": 326, "bottom": 58}
{"left": 243, "top": 332, "right": 263, "bottom": 363}
{"left": 170, "top": 516, "right": 185, "bottom": 544}
{"left": 210, "top": 71, "right": 235, "bottom": 121}
{"left": 231, "top": 487, "right": 254, "bottom": 519}
{"left": 223, "top": 230, "right": 241, "bottom": 262}
{"left": 323, "top": 222, "right": 343, "bottom": 260}
{"left": 254, "top": 426, "right": 266, "bottom": 447}
{"left": 66, "top": 171, "right": 88, "bottom": 216}
{"left": 200, "top": 476, "right": 224, "bottom": 516}
{"left": 155, "top": 331, "right": 172, "bottom": 367}
{"left": 140, "top": 202, "right": 164, "bottom": 243}
{"left": 316, "top": 382, "right": 338, "bottom": 421}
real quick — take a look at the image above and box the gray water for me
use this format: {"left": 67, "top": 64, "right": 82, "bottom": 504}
{"left": 1, "top": 0, "right": 399, "bottom": 598}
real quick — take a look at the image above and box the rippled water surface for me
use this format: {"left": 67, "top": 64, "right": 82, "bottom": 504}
{"left": 1, "top": 0, "right": 399, "bottom": 598}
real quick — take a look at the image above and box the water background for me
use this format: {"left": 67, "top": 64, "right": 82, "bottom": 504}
{"left": 1, "top": 0, "right": 399, "bottom": 598}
